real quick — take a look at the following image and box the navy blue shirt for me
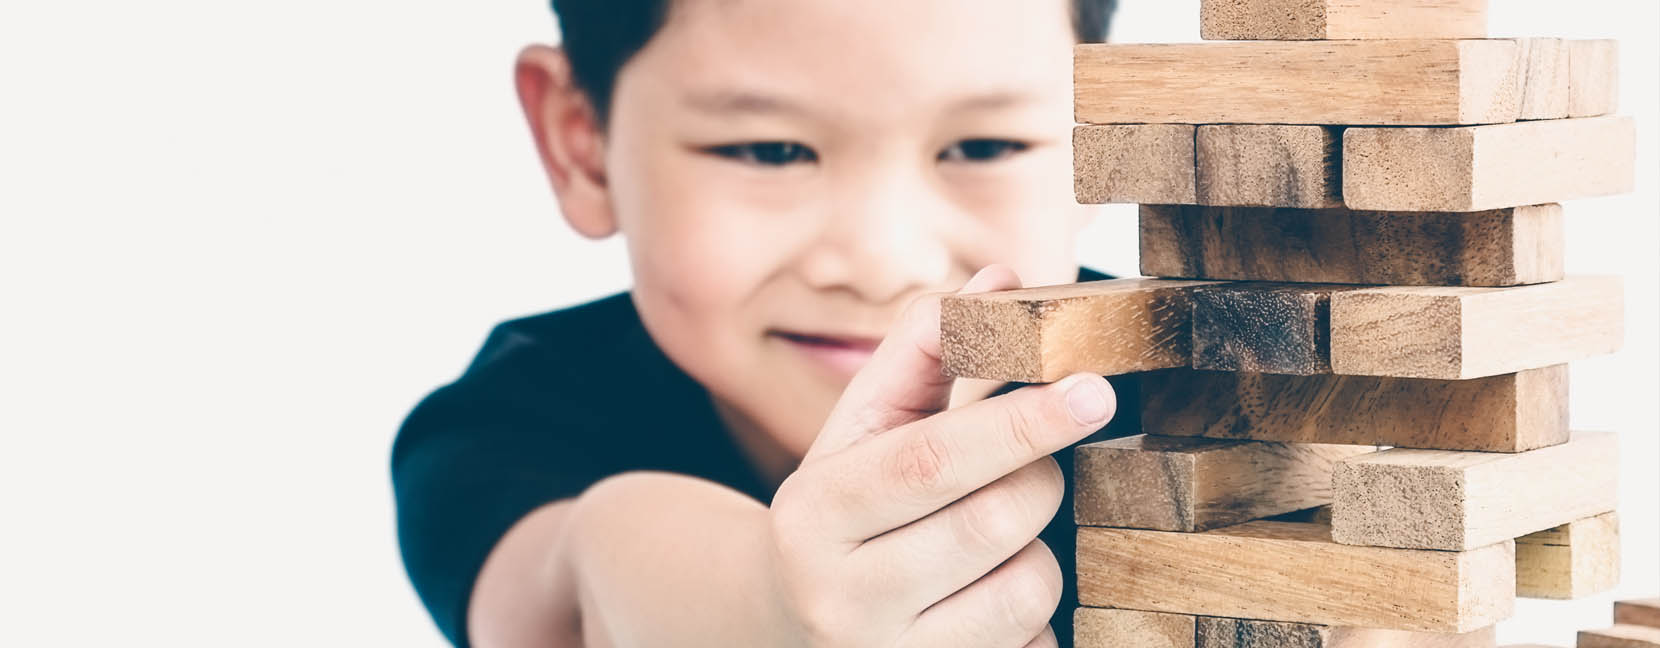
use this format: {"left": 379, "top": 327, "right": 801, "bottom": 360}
{"left": 392, "top": 265, "right": 1139, "bottom": 646}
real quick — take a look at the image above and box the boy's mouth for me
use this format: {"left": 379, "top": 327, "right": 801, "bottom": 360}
{"left": 771, "top": 330, "right": 881, "bottom": 379}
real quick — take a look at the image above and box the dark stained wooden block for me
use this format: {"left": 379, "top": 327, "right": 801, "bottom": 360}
{"left": 1139, "top": 204, "right": 1565, "bottom": 287}
{"left": 1074, "top": 434, "right": 1371, "bottom": 531}
{"left": 1191, "top": 283, "right": 1367, "bottom": 375}
{"left": 1141, "top": 366, "right": 1570, "bottom": 453}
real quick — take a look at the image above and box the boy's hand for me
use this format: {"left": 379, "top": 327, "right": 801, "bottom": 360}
{"left": 766, "top": 265, "right": 1116, "bottom": 647}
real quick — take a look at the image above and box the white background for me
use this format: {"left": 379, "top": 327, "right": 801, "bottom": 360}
{"left": 1, "top": 1, "right": 1654, "bottom": 645}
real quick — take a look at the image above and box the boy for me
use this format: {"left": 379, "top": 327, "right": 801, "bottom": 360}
{"left": 392, "top": 0, "right": 1136, "bottom": 646}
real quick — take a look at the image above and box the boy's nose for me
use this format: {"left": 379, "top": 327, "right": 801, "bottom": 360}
{"left": 797, "top": 172, "right": 953, "bottom": 306}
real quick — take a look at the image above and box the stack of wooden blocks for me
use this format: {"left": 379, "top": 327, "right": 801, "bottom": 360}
{"left": 937, "top": 1, "right": 1652, "bottom": 646}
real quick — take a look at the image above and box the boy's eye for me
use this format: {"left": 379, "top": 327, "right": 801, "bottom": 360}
{"left": 938, "top": 139, "right": 1029, "bottom": 163}
{"left": 704, "top": 141, "right": 819, "bottom": 166}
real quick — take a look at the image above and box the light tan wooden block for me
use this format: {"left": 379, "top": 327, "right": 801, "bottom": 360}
{"left": 1579, "top": 626, "right": 1660, "bottom": 648}
{"left": 1328, "top": 276, "right": 1623, "bottom": 380}
{"left": 1615, "top": 599, "right": 1660, "bottom": 629}
{"left": 1140, "top": 204, "right": 1564, "bottom": 287}
{"left": 1516, "top": 38, "right": 1571, "bottom": 121}
{"left": 1075, "top": 608, "right": 1196, "bottom": 648}
{"left": 940, "top": 278, "right": 1218, "bottom": 382}
{"left": 1075, "top": 125, "right": 1196, "bottom": 205}
{"left": 1075, "top": 40, "right": 1525, "bottom": 126}
{"left": 1343, "top": 116, "right": 1636, "bottom": 212}
{"left": 1077, "top": 521, "right": 1515, "bottom": 632}
{"left": 1074, "top": 434, "right": 1371, "bottom": 531}
{"left": 1196, "top": 125, "right": 1342, "bottom": 208}
{"left": 1199, "top": 0, "right": 1488, "bottom": 40}
{"left": 1332, "top": 431, "right": 1618, "bottom": 551}
{"left": 1569, "top": 40, "right": 1619, "bottom": 118}
{"left": 1195, "top": 617, "right": 1496, "bottom": 648}
{"left": 1516, "top": 511, "right": 1620, "bottom": 599}
{"left": 1142, "top": 366, "right": 1569, "bottom": 453}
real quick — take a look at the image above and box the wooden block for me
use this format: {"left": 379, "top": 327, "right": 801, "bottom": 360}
{"left": 1343, "top": 116, "right": 1636, "bottom": 211}
{"left": 1579, "top": 626, "right": 1660, "bottom": 648}
{"left": 1077, "top": 520, "right": 1515, "bottom": 632}
{"left": 1141, "top": 366, "right": 1569, "bottom": 453}
{"left": 1195, "top": 617, "right": 1496, "bottom": 648}
{"left": 1332, "top": 431, "right": 1618, "bottom": 551}
{"left": 1075, "top": 608, "right": 1196, "bottom": 648}
{"left": 1191, "top": 283, "right": 1366, "bottom": 375}
{"left": 1569, "top": 40, "right": 1619, "bottom": 118}
{"left": 1196, "top": 125, "right": 1342, "bottom": 208}
{"left": 1074, "top": 434, "right": 1372, "bottom": 531}
{"left": 1198, "top": 0, "right": 1488, "bottom": 40}
{"left": 1516, "top": 38, "right": 1571, "bottom": 121}
{"left": 1614, "top": 599, "right": 1660, "bottom": 629}
{"left": 1266, "top": 505, "right": 1334, "bottom": 526}
{"left": 940, "top": 278, "right": 1218, "bottom": 382}
{"left": 1075, "top": 125, "right": 1196, "bottom": 205}
{"left": 1075, "top": 40, "right": 1526, "bottom": 126}
{"left": 1516, "top": 511, "right": 1620, "bottom": 599}
{"left": 1328, "top": 276, "right": 1623, "bottom": 380}
{"left": 1139, "top": 204, "right": 1565, "bottom": 288}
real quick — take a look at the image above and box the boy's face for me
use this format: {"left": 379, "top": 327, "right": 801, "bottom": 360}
{"left": 584, "top": 0, "right": 1087, "bottom": 460}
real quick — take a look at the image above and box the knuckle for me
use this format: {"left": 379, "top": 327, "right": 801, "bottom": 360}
{"left": 888, "top": 428, "right": 955, "bottom": 496}
{"left": 791, "top": 592, "right": 849, "bottom": 644}
{"left": 1000, "top": 554, "right": 1062, "bottom": 635}
{"left": 1030, "top": 459, "right": 1065, "bottom": 512}
{"left": 952, "top": 483, "right": 1029, "bottom": 553}
{"left": 995, "top": 401, "right": 1044, "bottom": 460}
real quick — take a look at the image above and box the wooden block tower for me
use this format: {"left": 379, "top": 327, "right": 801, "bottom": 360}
{"left": 939, "top": 1, "right": 1646, "bottom": 645}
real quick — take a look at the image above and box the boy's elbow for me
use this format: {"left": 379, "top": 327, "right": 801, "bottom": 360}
{"left": 467, "top": 499, "right": 584, "bottom": 648}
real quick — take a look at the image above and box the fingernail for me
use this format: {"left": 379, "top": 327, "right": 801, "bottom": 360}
{"left": 1064, "top": 374, "right": 1114, "bottom": 426}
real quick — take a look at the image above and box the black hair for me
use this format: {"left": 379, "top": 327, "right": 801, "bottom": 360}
{"left": 550, "top": 0, "right": 1118, "bottom": 125}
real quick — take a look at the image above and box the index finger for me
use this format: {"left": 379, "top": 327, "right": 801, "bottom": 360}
{"left": 809, "top": 371, "right": 1114, "bottom": 542}
{"left": 804, "top": 264, "right": 1023, "bottom": 462}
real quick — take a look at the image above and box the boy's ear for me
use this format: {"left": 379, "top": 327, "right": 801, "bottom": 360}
{"left": 515, "top": 45, "right": 617, "bottom": 239}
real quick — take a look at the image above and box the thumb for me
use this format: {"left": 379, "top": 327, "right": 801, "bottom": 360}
{"left": 804, "top": 264, "right": 1024, "bottom": 462}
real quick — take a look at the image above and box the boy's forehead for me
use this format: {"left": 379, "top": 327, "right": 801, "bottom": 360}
{"left": 636, "top": 0, "right": 1074, "bottom": 114}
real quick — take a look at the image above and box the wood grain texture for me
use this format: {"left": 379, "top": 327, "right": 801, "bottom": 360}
{"left": 1074, "top": 434, "right": 1372, "bottom": 531}
{"left": 941, "top": 278, "right": 1218, "bottom": 382}
{"left": 1191, "top": 283, "right": 1367, "bottom": 375}
{"left": 1075, "top": 40, "right": 1525, "bottom": 126}
{"left": 1328, "top": 276, "right": 1624, "bottom": 380}
{"left": 1140, "top": 204, "right": 1564, "bottom": 287}
{"left": 1141, "top": 366, "right": 1569, "bottom": 453}
{"left": 1516, "top": 38, "right": 1571, "bottom": 121}
{"left": 1569, "top": 40, "right": 1619, "bottom": 118}
{"left": 1516, "top": 511, "right": 1620, "bottom": 600}
{"left": 1076, "top": 520, "right": 1515, "bottom": 632}
{"left": 1332, "top": 431, "right": 1618, "bottom": 551}
{"left": 1199, "top": 0, "right": 1488, "bottom": 40}
{"left": 1343, "top": 116, "right": 1636, "bottom": 212}
{"left": 1616, "top": 600, "right": 1660, "bottom": 629}
{"left": 1195, "top": 617, "right": 1496, "bottom": 648}
{"left": 1196, "top": 125, "right": 1342, "bottom": 208}
{"left": 1578, "top": 626, "right": 1660, "bottom": 648}
{"left": 1075, "top": 125, "right": 1197, "bottom": 205}
{"left": 1074, "top": 608, "right": 1196, "bottom": 648}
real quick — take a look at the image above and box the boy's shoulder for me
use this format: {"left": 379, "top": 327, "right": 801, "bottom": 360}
{"left": 406, "top": 290, "right": 702, "bottom": 439}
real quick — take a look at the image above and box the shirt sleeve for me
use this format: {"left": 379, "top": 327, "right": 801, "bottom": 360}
{"left": 390, "top": 325, "right": 611, "bottom": 647}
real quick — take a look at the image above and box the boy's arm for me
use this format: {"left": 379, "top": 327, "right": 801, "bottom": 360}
{"left": 467, "top": 266, "right": 1114, "bottom": 648}
{"left": 467, "top": 499, "right": 582, "bottom": 648}
{"left": 467, "top": 477, "right": 784, "bottom": 648}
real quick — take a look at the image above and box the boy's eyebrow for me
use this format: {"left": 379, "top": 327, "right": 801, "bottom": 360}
{"left": 946, "top": 91, "right": 1038, "bottom": 111}
{"left": 683, "top": 90, "right": 811, "bottom": 117}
